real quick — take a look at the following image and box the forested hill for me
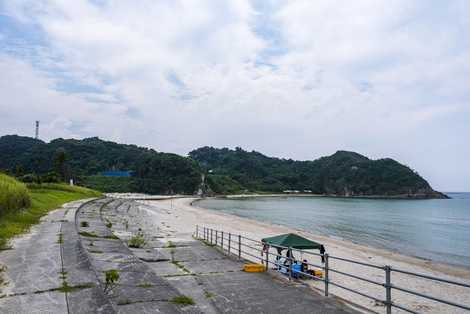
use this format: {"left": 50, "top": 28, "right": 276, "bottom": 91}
{"left": 0, "top": 135, "right": 446, "bottom": 198}
{"left": 0, "top": 135, "right": 201, "bottom": 194}
{"left": 190, "top": 147, "right": 447, "bottom": 198}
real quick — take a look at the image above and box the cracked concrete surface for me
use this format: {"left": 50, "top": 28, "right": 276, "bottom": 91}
{"left": 0, "top": 197, "right": 359, "bottom": 313}
{"left": 0, "top": 199, "right": 113, "bottom": 314}
{"left": 101, "top": 197, "right": 359, "bottom": 314}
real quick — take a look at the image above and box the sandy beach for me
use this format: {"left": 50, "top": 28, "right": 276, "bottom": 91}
{"left": 134, "top": 196, "right": 470, "bottom": 314}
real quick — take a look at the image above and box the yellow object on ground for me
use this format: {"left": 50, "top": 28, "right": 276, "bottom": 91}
{"left": 313, "top": 269, "right": 323, "bottom": 277}
{"left": 243, "top": 263, "right": 265, "bottom": 272}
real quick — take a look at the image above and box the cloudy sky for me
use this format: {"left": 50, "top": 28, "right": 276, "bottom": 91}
{"left": 1, "top": 1, "right": 469, "bottom": 191}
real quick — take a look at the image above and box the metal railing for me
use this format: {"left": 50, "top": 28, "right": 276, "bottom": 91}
{"left": 195, "top": 225, "right": 470, "bottom": 314}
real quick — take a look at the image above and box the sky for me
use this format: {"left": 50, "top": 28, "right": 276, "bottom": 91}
{"left": 0, "top": 1, "right": 469, "bottom": 192}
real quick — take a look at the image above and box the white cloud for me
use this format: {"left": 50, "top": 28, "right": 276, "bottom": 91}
{"left": 1, "top": 0, "right": 470, "bottom": 191}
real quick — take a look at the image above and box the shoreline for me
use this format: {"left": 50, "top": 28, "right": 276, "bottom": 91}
{"left": 191, "top": 197, "right": 470, "bottom": 279}
{"left": 208, "top": 192, "right": 450, "bottom": 200}
{"left": 138, "top": 196, "right": 470, "bottom": 313}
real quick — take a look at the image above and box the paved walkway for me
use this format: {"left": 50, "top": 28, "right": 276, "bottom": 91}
{"left": 0, "top": 197, "right": 360, "bottom": 313}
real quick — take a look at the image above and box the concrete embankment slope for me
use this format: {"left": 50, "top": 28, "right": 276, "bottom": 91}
{"left": 0, "top": 199, "right": 114, "bottom": 313}
{"left": 0, "top": 197, "right": 358, "bottom": 313}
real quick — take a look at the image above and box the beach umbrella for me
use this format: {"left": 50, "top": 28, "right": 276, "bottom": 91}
{"left": 261, "top": 233, "right": 322, "bottom": 250}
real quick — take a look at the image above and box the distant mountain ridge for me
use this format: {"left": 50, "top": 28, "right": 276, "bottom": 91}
{"left": 0, "top": 135, "right": 447, "bottom": 198}
{"left": 190, "top": 146, "right": 447, "bottom": 198}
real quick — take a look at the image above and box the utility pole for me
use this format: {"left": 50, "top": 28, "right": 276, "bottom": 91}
{"left": 35, "top": 121, "right": 40, "bottom": 139}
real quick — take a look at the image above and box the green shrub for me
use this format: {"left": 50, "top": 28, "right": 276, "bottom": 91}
{"left": 104, "top": 269, "right": 119, "bottom": 293}
{"left": 80, "top": 221, "right": 89, "bottom": 228}
{"left": 128, "top": 233, "right": 146, "bottom": 248}
{"left": 0, "top": 173, "right": 31, "bottom": 217}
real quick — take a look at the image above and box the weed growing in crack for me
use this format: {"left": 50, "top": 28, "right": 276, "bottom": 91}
{"left": 117, "top": 298, "right": 131, "bottom": 305}
{"left": 165, "top": 241, "right": 176, "bottom": 248}
{"left": 0, "top": 264, "right": 6, "bottom": 288}
{"left": 171, "top": 261, "right": 190, "bottom": 273}
{"left": 204, "top": 291, "right": 215, "bottom": 298}
{"left": 105, "top": 219, "right": 112, "bottom": 228}
{"left": 170, "top": 295, "right": 195, "bottom": 306}
{"left": 79, "top": 231, "right": 99, "bottom": 238}
{"left": 128, "top": 233, "right": 146, "bottom": 248}
{"left": 104, "top": 234, "right": 119, "bottom": 240}
{"left": 57, "top": 233, "right": 63, "bottom": 244}
{"left": 88, "top": 249, "right": 104, "bottom": 254}
{"left": 104, "top": 269, "right": 119, "bottom": 293}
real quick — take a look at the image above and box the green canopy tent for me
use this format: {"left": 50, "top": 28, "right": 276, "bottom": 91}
{"left": 261, "top": 233, "right": 322, "bottom": 250}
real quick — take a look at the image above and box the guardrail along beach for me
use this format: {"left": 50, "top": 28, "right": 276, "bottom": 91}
{"left": 195, "top": 225, "right": 470, "bottom": 314}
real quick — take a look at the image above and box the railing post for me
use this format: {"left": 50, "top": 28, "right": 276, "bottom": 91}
{"left": 210, "top": 229, "right": 213, "bottom": 244}
{"left": 324, "top": 253, "right": 329, "bottom": 296}
{"left": 215, "top": 230, "right": 218, "bottom": 246}
{"left": 265, "top": 245, "right": 269, "bottom": 271}
{"left": 221, "top": 231, "right": 224, "bottom": 251}
{"left": 238, "top": 235, "right": 241, "bottom": 260}
{"left": 196, "top": 225, "right": 199, "bottom": 238}
{"left": 228, "top": 232, "right": 231, "bottom": 255}
{"left": 385, "top": 265, "right": 392, "bottom": 314}
{"left": 288, "top": 247, "right": 293, "bottom": 281}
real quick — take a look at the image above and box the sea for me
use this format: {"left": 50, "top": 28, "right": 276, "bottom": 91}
{"left": 196, "top": 193, "right": 470, "bottom": 268}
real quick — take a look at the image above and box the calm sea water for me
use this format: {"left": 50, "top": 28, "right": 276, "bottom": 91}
{"left": 197, "top": 193, "right": 470, "bottom": 268}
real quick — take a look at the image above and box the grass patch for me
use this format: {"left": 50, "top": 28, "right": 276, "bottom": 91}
{"left": 0, "top": 182, "right": 100, "bottom": 249}
{"left": 56, "top": 282, "right": 95, "bottom": 293}
{"left": 170, "top": 295, "right": 195, "bottom": 306}
{"left": 80, "top": 221, "right": 89, "bottom": 228}
{"left": 79, "top": 231, "right": 118, "bottom": 240}
{"left": 137, "top": 283, "right": 154, "bottom": 288}
{"left": 88, "top": 249, "right": 104, "bottom": 254}
{"left": 79, "top": 231, "right": 99, "bottom": 238}
{"left": 0, "top": 173, "right": 31, "bottom": 217}
{"left": 128, "top": 233, "right": 146, "bottom": 248}
{"left": 104, "top": 234, "right": 119, "bottom": 240}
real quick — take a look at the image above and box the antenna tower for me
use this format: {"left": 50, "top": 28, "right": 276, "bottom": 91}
{"left": 35, "top": 121, "right": 40, "bottom": 139}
